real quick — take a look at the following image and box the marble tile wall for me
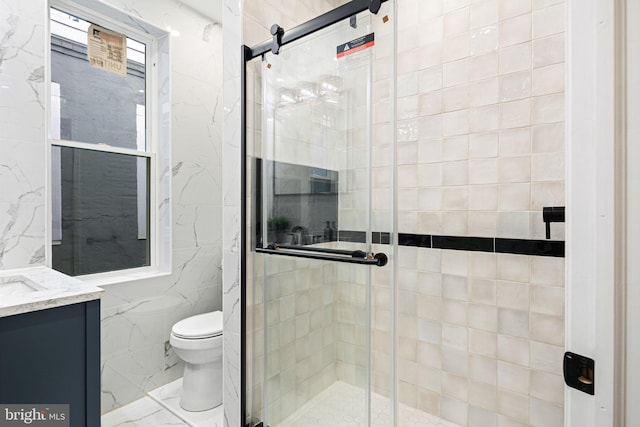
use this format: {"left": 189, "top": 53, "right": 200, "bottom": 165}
{"left": 96, "top": 0, "right": 224, "bottom": 413}
{"left": 0, "top": 0, "right": 47, "bottom": 270}
{"left": 1, "top": 0, "right": 224, "bottom": 414}
{"left": 222, "top": 0, "right": 243, "bottom": 425}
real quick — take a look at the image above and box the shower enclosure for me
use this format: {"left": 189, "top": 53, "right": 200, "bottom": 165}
{"left": 240, "top": 0, "right": 571, "bottom": 426}
{"left": 243, "top": 1, "right": 398, "bottom": 426}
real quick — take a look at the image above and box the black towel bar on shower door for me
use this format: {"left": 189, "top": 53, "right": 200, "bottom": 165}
{"left": 275, "top": 244, "right": 366, "bottom": 257}
{"left": 255, "top": 244, "right": 388, "bottom": 267}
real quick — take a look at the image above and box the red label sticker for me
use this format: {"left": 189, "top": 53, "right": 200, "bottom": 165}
{"left": 337, "top": 33, "right": 375, "bottom": 58}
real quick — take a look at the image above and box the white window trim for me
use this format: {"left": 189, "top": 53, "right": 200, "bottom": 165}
{"left": 45, "top": 0, "right": 172, "bottom": 285}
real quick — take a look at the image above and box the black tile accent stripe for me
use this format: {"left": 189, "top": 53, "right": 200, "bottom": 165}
{"left": 380, "top": 232, "right": 391, "bottom": 245}
{"left": 495, "top": 238, "right": 565, "bottom": 258}
{"left": 339, "top": 230, "right": 565, "bottom": 257}
{"left": 337, "top": 230, "right": 366, "bottom": 243}
{"left": 432, "top": 235, "right": 494, "bottom": 252}
{"left": 372, "top": 232, "right": 392, "bottom": 244}
{"left": 399, "top": 233, "right": 432, "bottom": 247}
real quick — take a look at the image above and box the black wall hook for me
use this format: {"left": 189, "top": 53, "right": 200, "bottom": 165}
{"left": 270, "top": 24, "right": 284, "bottom": 54}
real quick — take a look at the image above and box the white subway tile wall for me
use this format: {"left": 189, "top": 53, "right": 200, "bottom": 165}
{"left": 399, "top": 0, "right": 565, "bottom": 241}
{"left": 375, "top": 0, "right": 565, "bottom": 425}
{"left": 378, "top": 247, "right": 564, "bottom": 427}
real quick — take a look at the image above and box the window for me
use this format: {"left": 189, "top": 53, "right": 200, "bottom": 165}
{"left": 48, "top": 4, "right": 164, "bottom": 277}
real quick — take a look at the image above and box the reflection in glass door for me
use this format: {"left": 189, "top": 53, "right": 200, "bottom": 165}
{"left": 245, "top": 3, "right": 396, "bottom": 427}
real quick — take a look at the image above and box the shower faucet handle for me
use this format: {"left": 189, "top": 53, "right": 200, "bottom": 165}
{"left": 542, "top": 206, "right": 565, "bottom": 239}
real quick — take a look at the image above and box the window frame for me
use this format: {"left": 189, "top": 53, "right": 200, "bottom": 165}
{"left": 46, "top": 0, "right": 169, "bottom": 283}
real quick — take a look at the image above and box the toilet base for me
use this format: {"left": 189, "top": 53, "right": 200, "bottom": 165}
{"left": 179, "top": 360, "right": 222, "bottom": 412}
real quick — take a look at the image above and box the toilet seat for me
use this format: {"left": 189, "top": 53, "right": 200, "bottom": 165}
{"left": 171, "top": 311, "right": 223, "bottom": 339}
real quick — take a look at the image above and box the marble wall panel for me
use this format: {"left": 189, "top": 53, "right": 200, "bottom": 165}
{"left": 0, "top": 0, "right": 47, "bottom": 270}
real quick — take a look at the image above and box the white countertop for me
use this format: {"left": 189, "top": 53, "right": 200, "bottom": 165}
{"left": 0, "top": 266, "right": 103, "bottom": 318}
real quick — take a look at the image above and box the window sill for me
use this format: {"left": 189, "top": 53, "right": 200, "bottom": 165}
{"left": 75, "top": 267, "right": 171, "bottom": 287}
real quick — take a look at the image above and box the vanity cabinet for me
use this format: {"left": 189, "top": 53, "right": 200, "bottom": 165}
{"left": 0, "top": 299, "right": 100, "bottom": 427}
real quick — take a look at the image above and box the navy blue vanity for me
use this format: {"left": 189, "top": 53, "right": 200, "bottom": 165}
{"left": 0, "top": 268, "right": 102, "bottom": 427}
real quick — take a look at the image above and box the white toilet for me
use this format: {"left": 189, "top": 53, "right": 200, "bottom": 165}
{"left": 170, "top": 310, "right": 223, "bottom": 411}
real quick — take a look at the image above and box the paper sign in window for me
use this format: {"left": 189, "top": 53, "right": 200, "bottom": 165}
{"left": 87, "top": 24, "right": 127, "bottom": 76}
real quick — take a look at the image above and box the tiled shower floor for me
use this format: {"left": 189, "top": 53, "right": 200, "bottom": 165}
{"left": 277, "top": 381, "right": 460, "bottom": 427}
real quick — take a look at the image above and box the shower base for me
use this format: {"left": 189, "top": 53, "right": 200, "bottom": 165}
{"left": 277, "top": 381, "right": 460, "bottom": 427}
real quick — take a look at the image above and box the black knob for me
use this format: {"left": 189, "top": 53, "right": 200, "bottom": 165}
{"left": 270, "top": 24, "right": 283, "bottom": 36}
{"left": 374, "top": 253, "right": 388, "bottom": 267}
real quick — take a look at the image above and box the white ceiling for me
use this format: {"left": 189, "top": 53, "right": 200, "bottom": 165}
{"left": 179, "top": 0, "right": 222, "bottom": 23}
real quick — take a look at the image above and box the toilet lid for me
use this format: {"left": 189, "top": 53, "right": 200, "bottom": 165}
{"left": 172, "top": 311, "right": 223, "bottom": 339}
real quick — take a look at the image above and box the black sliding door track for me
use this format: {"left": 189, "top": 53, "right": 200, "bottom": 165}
{"left": 245, "top": 0, "right": 389, "bottom": 60}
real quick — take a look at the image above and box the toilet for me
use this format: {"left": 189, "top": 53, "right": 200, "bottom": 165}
{"left": 170, "top": 310, "right": 223, "bottom": 411}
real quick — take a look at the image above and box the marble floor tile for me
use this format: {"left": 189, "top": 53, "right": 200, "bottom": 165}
{"left": 148, "top": 378, "right": 224, "bottom": 427}
{"left": 101, "top": 396, "right": 187, "bottom": 426}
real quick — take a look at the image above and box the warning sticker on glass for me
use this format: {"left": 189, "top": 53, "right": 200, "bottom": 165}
{"left": 336, "top": 33, "right": 375, "bottom": 59}
{"left": 87, "top": 24, "right": 127, "bottom": 76}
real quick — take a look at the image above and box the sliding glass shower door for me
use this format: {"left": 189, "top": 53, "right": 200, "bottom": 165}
{"left": 246, "top": 3, "right": 396, "bottom": 426}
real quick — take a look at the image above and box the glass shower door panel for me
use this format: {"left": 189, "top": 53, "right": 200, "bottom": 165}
{"left": 260, "top": 256, "right": 372, "bottom": 427}
{"left": 261, "top": 17, "right": 374, "bottom": 252}
{"left": 258, "top": 8, "right": 388, "bottom": 427}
